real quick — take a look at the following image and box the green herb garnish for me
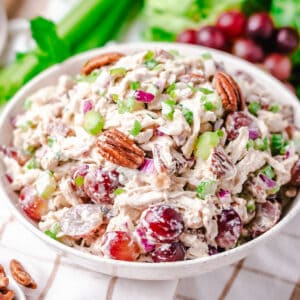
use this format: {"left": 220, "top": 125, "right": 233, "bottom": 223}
{"left": 129, "top": 120, "right": 142, "bottom": 137}
{"left": 182, "top": 107, "right": 193, "bottom": 125}
{"left": 114, "top": 188, "right": 125, "bottom": 195}
{"left": 130, "top": 81, "right": 141, "bottom": 90}
{"left": 197, "top": 181, "right": 216, "bottom": 199}
{"left": 204, "top": 101, "right": 216, "bottom": 111}
{"left": 248, "top": 102, "right": 261, "bottom": 115}
{"left": 270, "top": 134, "right": 285, "bottom": 155}
{"left": 45, "top": 223, "right": 60, "bottom": 240}
{"left": 261, "top": 165, "right": 275, "bottom": 179}
{"left": 162, "top": 99, "right": 176, "bottom": 120}
{"left": 199, "top": 87, "right": 214, "bottom": 95}
{"left": 269, "top": 105, "right": 280, "bottom": 113}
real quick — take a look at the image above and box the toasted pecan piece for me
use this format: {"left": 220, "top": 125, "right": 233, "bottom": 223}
{"left": 0, "top": 265, "right": 8, "bottom": 290}
{"left": 0, "top": 289, "right": 14, "bottom": 300}
{"left": 213, "top": 71, "right": 245, "bottom": 112}
{"left": 81, "top": 52, "right": 124, "bottom": 75}
{"left": 97, "top": 129, "right": 144, "bottom": 169}
{"left": 10, "top": 259, "right": 37, "bottom": 289}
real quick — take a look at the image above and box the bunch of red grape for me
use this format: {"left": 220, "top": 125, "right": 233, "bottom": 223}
{"left": 177, "top": 11, "right": 299, "bottom": 89}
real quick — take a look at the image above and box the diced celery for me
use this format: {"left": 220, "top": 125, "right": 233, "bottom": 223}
{"left": 195, "top": 131, "right": 220, "bottom": 160}
{"left": 83, "top": 110, "right": 104, "bottom": 135}
{"left": 36, "top": 171, "right": 57, "bottom": 199}
{"left": 197, "top": 180, "right": 217, "bottom": 199}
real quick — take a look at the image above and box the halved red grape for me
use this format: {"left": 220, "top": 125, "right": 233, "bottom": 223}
{"left": 225, "top": 111, "right": 259, "bottom": 141}
{"left": 215, "top": 209, "right": 242, "bottom": 249}
{"left": 232, "top": 38, "right": 264, "bottom": 63}
{"left": 176, "top": 29, "right": 198, "bottom": 44}
{"left": 101, "top": 231, "right": 140, "bottom": 261}
{"left": 290, "top": 159, "right": 300, "bottom": 186}
{"left": 246, "top": 12, "right": 274, "bottom": 41}
{"left": 196, "top": 26, "right": 227, "bottom": 50}
{"left": 248, "top": 201, "right": 281, "bottom": 238}
{"left": 216, "top": 10, "right": 246, "bottom": 38}
{"left": 83, "top": 168, "right": 119, "bottom": 204}
{"left": 60, "top": 204, "right": 104, "bottom": 238}
{"left": 139, "top": 205, "right": 184, "bottom": 243}
{"left": 275, "top": 27, "right": 299, "bottom": 54}
{"left": 152, "top": 242, "right": 186, "bottom": 262}
{"left": 19, "top": 186, "right": 48, "bottom": 221}
{"left": 263, "top": 53, "right": 291, "bottom": 81}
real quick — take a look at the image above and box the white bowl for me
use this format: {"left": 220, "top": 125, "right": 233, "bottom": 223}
{"left": 1, "top": 42, "right": 300, "bottom": 280}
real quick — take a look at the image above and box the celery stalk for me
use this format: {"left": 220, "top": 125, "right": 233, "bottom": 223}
{"left": 74, "top": 0, "right": 131, "bottom": 53}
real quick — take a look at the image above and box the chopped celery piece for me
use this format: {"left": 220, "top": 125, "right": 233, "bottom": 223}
{"left": 204, "top": 101, "right": 216, "bottom": 111}
{"left": 45, "top": 223, "right": 60, "bottom": 240}
{"left": 195, "top": 131, "right": 220, "bottom": 160}
{"left": 269, "top": 104, "right": 279, "bottom": 113}
{"left": 83, "top": 110, "right": 104, "bottom": 135}
{"left": 74, "top": 175, "right": 84, "bottom": 187}
{"left": 199, "top": 87, "right": 213, "bottom": 95}
{"left": 36, "top": 171, "right": 57, "bottom": 199}
{"left": 270, "top": 134, "right": 285, "bottom": 155}
{"left": 109, "top": 67, "right": 127, "bottom": 77}
{"left": 246, "top": 200, "right": 256, "bottom": 213}
{"left": 166, "top": 83, "right": 176, "bottom": 98}
{"left": 182, "top": 107, "right": 193, "bottom": 125}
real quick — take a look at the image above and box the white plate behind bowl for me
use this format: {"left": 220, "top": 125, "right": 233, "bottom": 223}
{"left": 0, "top": 42, "right": 300, "bottom": 280}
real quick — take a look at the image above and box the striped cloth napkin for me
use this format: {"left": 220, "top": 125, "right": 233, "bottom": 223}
{"left": 0, "top": 193, "right": 300, "bottom": 299}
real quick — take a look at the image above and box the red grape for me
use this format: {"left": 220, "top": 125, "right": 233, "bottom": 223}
{"left": 216, "top": 10, "right": 246, "bottom": 38}
{"left": 83, "top": 168, "right": 119, "bottom": 204}
{"left": 196, "top": 26, "right": 227, "bottom": 50}
{"left": 176, "top": 29, "right": 198, "bottom": 44}
{"left": 60, "top": 204, "right": 104, "bottom": 238}
{"left": 290, "top": 159, "right": 300, "bottom": 186}
{"left": 232, "top": 38, "right": 264, "bottom": 63}
{"left": 215, "top": 209, "right": 242, "bottom": 249}
{"left": 263, "top": 53, "right": 291, "bottom": 81}
{"left": 19, "top": 186, "right": 48, "bottom": 221}
{"left": 152, "top": 242, "right": 186, "bottom": 262}
{"left": 101, "top": 231, "right": 140, "bottom": 261}
{"left": 246, "top": 12, "right": 274, "bottom": 41}
{"left": 248, "top": 201, "right": 281, "bottom": 238}
{"left": 139, "top": 205, "right": 184, "bottom": 243}
{"left": 226, "top": 111, "right": 259, "bottom": 141}
{"left": 275, "top": 27, "right": 299, "bottom": 54}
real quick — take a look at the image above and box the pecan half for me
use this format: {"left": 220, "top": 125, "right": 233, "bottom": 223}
{"left": 210, "top": 147, "right": 236, "bottom": 179}
{"left": 97, "top": 129, "right": 144, "bottom": 169}
{"left": 213, "top": 71, "right": 245, "bottom": 112}
{"left": 0, "top": 290, "right": 14, "bottom": 300}
{"left": 81, "top": 52, "right": 124, "bottom": 75}
{"left": 179, "top": 73, "right": 205, "bottom": 84}
{"left": 0, "top": 265, "right": 8, "bottom": 290}
{"left": 10, "top": 259, "right": 37, "bottom": 289}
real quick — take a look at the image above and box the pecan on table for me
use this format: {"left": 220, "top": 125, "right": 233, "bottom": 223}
{"left": 10, "top": 259, "right": 37, "bottom": 289}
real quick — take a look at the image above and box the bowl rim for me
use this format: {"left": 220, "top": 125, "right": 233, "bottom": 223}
{"left": 1, "top": 41, "right": 300, "bottom": 270}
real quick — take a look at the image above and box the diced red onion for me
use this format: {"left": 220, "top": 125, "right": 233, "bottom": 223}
{"left": 139, "top": 158, "right": 156, "bottom": 174}
{"left": 259, "top": 173, "right": 277, "bottom": 189}
{"left": 83, "top": 100, "right": 93, "bottom": 113}
{"left": 154, "top": 128, "right": 166, "bottom": 136}
{"left": 134, "top": 90, "right": 155, "bottom": 103}
{"left": 218, "top": 189, "right": 231, "bottom": 203}
{"left": 5, "top": 174, "right": 13, "bottom": 184}
{"left": 136, "top": 227, "right": 155, "bottom": 252}
{"left": 248, "top": 127, "right": 259, "bottom": 140}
